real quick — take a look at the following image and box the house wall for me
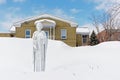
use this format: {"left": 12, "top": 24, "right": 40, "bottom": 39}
{"left": 82, "top": 35, "right": 89, "bottom": 46}
{"left": 98, "top": 30, "right": 120, "bottom": 42}
{"left": 0, "top": 33, "right": 14, "bottom": 37}
{"left": 76, "top": 34, "right": 89, "bottom": 46}
{"left": 76, "top": 34, "right": 82, "bottom": 46}
{"left": 54, "top": 19, "right": 76, "bottom": 47}
{"left": 16, "top": 26, "right": 36, "bottom": 38}
{"left": 15, "top": 18, "right": 76, "bottom": 47}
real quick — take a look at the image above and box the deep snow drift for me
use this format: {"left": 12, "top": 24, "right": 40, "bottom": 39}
{"left": 0, "top": 38, "right": 33, "bottom": 72}
{"left": 0, "top": 37, "right": 120, "bottom": 80}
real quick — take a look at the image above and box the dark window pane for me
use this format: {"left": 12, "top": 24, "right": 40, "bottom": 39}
{"left": 62, "top": 36, "right": 66, "bottom": 39}
{"left": 82, "top": 35, "right": 87, "bottom": 43}
{"left": 26, "top": 30, "right": 30, "bottom": 35}
{"left": 25, "top": 30, "right": 31, "bottom": 38}
{"left": 61, "top": 29, "right": 67, "bottom": 39}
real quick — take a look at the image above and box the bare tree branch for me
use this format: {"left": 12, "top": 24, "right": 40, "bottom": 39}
{"left": 90, "top": 4, "right": 120, "bottom": 41}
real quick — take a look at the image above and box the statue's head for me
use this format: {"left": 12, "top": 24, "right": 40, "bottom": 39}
{"left": 35, "top": 21, "right": 43, "bottom": 31}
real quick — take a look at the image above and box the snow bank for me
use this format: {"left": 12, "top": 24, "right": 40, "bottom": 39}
{"left": 0, "top": 38, "right": 33, "bottom": 72}
{"left": 0, "top": 37, "right": 120, "bottom": 80}
{"left": 0, "top": 70, "right": 75, "bottom": 80}
{"left": 46, "top": 40, "right": 120, "bottom": 80}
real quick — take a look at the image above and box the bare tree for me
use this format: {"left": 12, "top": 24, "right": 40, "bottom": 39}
{"left": 91, "top": 4, "right": 120, "bottom": 41}
{"left": 101, "top": 4, "right": 120, "bottom": 41}
{"left": 90, "top": 14, "right": 100, "bottom": 33}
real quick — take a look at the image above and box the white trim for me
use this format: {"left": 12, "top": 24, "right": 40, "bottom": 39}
{"left": 53, "top": 27, "right": 55, "bottom": 40}
{"left": 50, "top": 27, "right": 52, "bottom": 39}
{"left": 35, "top": 19, "right": 56, "bottom": 26}
{"left": 34, "top": 19, "right": 56, "bottom": 29}
{"left": 61, "top": 29, "right": 67, "bottom": 39}
{"left": 13, "top": 14, "right": 78, "bottom": 28}
{"left": 25, "top": 29, "right": 31, "bottom": 38}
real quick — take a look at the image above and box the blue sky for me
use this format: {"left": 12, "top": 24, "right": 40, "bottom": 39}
{"left": 0, "top": 0, "right": 119, "bottom": 32}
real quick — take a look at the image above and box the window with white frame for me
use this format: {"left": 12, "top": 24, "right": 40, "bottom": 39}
{"left": 45, "top": 31, "right": 49, "bottom": 39}
{"left": 61, "top": 29, "right": 67, "bottom": 39}
{"left": 25, "top": 29, "right": 31, "bottom": 38}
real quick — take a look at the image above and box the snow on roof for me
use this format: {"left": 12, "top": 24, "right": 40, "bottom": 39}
{"left": 13, "top": 14, "right": 78, "bottom": 27}
{"left": 35, "top": 19, "right": 56, "bottom": 25}
{"left": 10, "top": 26, "right": 16, "bottom": 32}
{"left": 76, "top": 27, "right": 90, "bottom": 35}
{"left": 35, "top": 19, "right": 56, "bottom": 27}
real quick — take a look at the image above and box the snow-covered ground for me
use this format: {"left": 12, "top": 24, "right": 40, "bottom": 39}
{"left": 0, "top": 38, "right": 33, "bottom": 72}
{"left": 0, "top": 37, "right": 120, "bottom": 80}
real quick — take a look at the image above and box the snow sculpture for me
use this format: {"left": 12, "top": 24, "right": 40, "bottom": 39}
{"left": 33, "top": 21, "right": 48, "bottom": 72}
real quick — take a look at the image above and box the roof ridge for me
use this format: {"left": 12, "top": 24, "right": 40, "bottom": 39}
{"left": 13, "top": 14, "right": 78, "bottom": 27}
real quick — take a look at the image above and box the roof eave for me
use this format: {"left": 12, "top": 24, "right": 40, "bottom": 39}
{"left": 13, "top": 14, "right": 78, "bottom": 28}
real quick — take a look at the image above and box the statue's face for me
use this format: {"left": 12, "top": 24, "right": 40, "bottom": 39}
{"left": 36, "top": 22, "right": 43, "bottom": 31}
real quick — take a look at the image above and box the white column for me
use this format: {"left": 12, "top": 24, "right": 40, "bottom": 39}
{"left": 50, "top": 26, "right": 51, "bottom": 39}
{"left": 81, "top": 35, "right": 83, "bottom": 45}
{"left": 53, "top": 27, "right": 55, "bottom": 40}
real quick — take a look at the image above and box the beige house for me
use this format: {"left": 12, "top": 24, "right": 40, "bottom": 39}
{"left": 76, "top": 27, "right": 89, "bottom": 46}
{"left": 0, "top": 14, "right": 89, "bottom": 47}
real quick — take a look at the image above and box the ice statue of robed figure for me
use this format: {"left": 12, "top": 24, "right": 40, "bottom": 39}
{"left": 32, "top": 21, "right": 48, "bottom": 72}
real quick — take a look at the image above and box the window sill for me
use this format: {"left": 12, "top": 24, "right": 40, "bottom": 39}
{"left": 61, "top": 38, "right": 67, "bottom": 40}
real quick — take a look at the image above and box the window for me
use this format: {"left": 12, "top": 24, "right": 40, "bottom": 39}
{"left": 61, "top": 29, "right": 67, "bottom": 39}
{"left": 45, "top": 31, "right": 49, "bottom": 39}
{"left": 82, "top": 35, "right": 87, "bottom": 43}
{"left": 25, "top": 29, "right": 31, "bottom": 38}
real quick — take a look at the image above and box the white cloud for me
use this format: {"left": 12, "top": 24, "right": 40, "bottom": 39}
{"left": 70, "top": 8, "right": 80, "bottom": 14}
{"left": 89, "top": 0, "right": 120, "bottom": 10}
{"left": 8, "top": 7, "right": 21, "bottom": 12}
{"left": 32, "top": 7, "right": 76, "bottom": 22}
{"left": 0, "top": 15, "right": 23, "bottom": 32}
{"left": 0, "top": 14, "right": 23, "bottom": 30}
{"left": 52, "top": 8, "right": 76, "bottom": 21}
{"left": 0, "top": 0, "right": 6, "bottom": 4}
{"left": 31, "top": 6, "right": 48, "bottom": 15}
{"left": 13, "top": 0, "right": 26, "bottom": 2}
{"left": 0, "top": 7, "right": 25, "bottom": 32}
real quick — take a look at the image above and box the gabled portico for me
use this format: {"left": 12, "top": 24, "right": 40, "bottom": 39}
{"left": 35, "top": 19, "right": 56, "bottom": 40}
